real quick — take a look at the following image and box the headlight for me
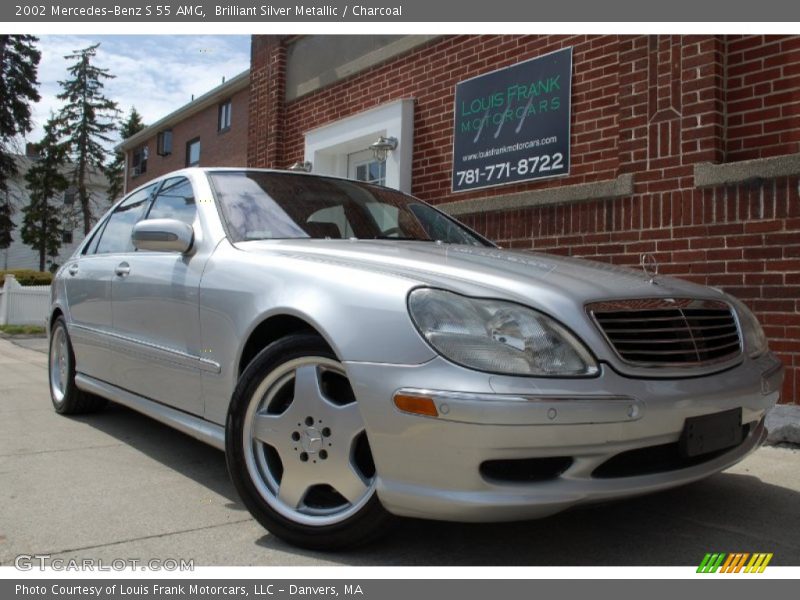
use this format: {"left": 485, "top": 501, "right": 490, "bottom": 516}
{"left": 408, "top": 288, "right": 598, "bottom": 376}
{"left": 728, "top": 296, "right": 768, "bottom": 358}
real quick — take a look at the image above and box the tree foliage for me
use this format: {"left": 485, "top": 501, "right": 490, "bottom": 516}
{"left": 22, "top": 117, "right": 68, "bottom": 272}
{"left": 57, "top": 43, "right": 119, "bottom": 234}
{"left": 0, "top": 35, "right": 41, "bottom": 249}
{"left": 107, "top": 106, "right": 145, "bottom": 201}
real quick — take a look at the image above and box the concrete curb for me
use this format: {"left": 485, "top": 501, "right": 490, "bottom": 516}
{"left": 765, "top": 404, "right": 800, "bottom": 445}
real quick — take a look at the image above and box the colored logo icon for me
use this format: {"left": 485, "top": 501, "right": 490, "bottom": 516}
{"left": 697, "top": 553, "right": 773, "bottom": 573}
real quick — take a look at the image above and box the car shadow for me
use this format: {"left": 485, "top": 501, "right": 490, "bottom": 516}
{"left": 72, "top": 402, "right": 245, "bottom": 511}
{"left": 74, "top": 404, "right": 800, "bottom": 565}
{"left": 255, "top": 470, "right": 800, "bottom": 566}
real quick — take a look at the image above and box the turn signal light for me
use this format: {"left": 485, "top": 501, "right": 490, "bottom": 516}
{"left": 393, "top": 393, "right": 438, "bottom": 417}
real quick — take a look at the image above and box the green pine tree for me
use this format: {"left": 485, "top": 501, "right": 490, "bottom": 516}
{"left": 22, "top": 117, "right": 68, "bottom": 272}
{"left": 106, "top": 107, "right": 145, "bottom": 201}
{"left": 57, "top": 43, "right": 119, "bottom": 234}
{"left": 0, "top": 35, "right": 41, "bottom": 249}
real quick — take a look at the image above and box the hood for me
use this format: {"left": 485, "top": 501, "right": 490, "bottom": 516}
{"left": 236, "top": 239, "right": 723, "bottom": 310}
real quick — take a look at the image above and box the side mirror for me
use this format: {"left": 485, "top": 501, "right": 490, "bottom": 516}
{"left": 132, "top": 219, "right": 194, "bottom": 253}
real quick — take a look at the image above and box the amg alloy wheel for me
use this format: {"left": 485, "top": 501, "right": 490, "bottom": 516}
{"left": 48, "top": 316, "right": 107, "bottom": 415}
{"left": 226, "top": 333, "right": 392, "bottom": 549}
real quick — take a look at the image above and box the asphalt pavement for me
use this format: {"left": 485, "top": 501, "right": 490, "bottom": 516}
{"left": 1, "top": 337, "right": 799, "bottom": 566}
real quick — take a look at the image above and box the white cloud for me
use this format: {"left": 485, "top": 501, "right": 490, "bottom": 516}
{"left": 29, "top": 35, "right": 250, "bottom": 149}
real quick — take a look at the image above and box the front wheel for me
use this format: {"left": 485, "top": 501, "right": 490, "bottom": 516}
{"left": 226, "top": 333, "right": 392, "bottom": 550}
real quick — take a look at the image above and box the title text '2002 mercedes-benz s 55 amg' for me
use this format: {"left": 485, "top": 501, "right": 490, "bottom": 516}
{"left": 48, "top": 168, "right": 783, "bottom": 549}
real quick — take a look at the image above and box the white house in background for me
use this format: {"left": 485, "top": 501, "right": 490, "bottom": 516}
{"left": 1, "top": 146, "right": 109, "bottom": 271}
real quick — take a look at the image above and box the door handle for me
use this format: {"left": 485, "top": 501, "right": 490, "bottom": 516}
{"left": 114, "top": 262, "right": 130, "bottom": 277}
{"left": 67, "top": 264, "right": 79, "bottom": 276}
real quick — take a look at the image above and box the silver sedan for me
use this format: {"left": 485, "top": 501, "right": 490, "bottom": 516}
{"left": 48, "top": 168, "right": 783, "bottom": 549}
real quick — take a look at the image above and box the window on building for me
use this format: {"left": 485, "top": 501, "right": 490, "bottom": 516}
{"left": 349, "top": 149, "right": 386, "bottom": 186}
{"left": 63, "top": 188, "right": 76, "bottom": 205}
{"left": 157, "top": 130, "right": 173, "bottom": 156}
{"left": 62, "top": 230, "right": 73, "bottom": 244}
{"left": 218, "top": 100, "right": 232, "bottom": 132}
{"left": 131, "top": 145, "right": 148, "bottom": 176}
{"left": 186, "top": 138, "right": 201, "bottom": 167}
{"left": 146, "top": 177, "right": 196, "bottom": 226}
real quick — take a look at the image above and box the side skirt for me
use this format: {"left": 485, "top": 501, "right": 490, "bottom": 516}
{"left": 75, "top": 373, "right": 226, "bottom": 451}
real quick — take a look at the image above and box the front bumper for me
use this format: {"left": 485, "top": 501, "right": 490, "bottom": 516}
{"left": 344, "top": 352, "right": 783, "bottom": 522}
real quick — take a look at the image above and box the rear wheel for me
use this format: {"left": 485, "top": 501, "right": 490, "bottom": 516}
{"left": 49, "top": 317, "right": 107, "bottom": 415}
{"left": 226, "top": 333, "right": 392, "bottom": 550}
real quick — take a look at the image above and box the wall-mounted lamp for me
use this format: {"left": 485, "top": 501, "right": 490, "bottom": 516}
{"left": 288, "top": 161, "right": 313, "bottom": 172}
{"left": 369, "top": 136, "right": 398, "bottom": 163}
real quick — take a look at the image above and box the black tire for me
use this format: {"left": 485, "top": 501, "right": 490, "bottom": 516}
{"left": 48, "top": 316, "right": 107, "bottom": 415}
{"left": 225, "top": 334, "right": 393, "bottom": 550}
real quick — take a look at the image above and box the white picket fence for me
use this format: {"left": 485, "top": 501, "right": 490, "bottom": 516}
{"left": 0, "top": 275, "right": 51, "bottom": 327}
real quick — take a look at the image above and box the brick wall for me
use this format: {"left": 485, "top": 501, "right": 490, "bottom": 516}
{"left": 726, "top": 36, "right": 800, "bottom": 160}
{"left": 125, "top": 85, "right": 249, "bottom": 191}
{"left": 248, "top": 34, "right": 800, "bottom": 403}
{"left": 248, "top": 36, "right": 286, "bottom": 170}
{"left": 457, "top": 178, "right": 800, "bottom": 405}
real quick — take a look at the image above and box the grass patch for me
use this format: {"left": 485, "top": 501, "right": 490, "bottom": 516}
{"left": 0, "top": 324, "right": 46, "bottom": 336}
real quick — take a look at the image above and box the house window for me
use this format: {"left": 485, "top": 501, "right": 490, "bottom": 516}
{"left": 186, "top": 138, "right": 201, "bottom": 167}
{"left": 62, "top": 230, "right": 73, "bottom": 244}
{"left": 157, "top": 130, "right": 173, "bottom": 156}
{"left": 131, "top": 145, "right": 148, "bottom": 176}
{"left": 349, "top": 150, "right": 386, "bottom": 186}
{"left": 63, "top": 188, "right": 76, "bottom": 205}
{"left": 218, "top": 100, "right": 232, "bottom": 132}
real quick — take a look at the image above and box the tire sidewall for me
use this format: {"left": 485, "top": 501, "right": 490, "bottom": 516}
{"left": 49, "top": 317, "right": 75, "bottom": 413}
{"left": 225, "top": 333, "right": 390, "bottom": 550}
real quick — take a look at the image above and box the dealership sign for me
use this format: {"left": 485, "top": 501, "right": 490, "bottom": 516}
{"left": 452, "top": 47, "right": 572, "bottom": 192}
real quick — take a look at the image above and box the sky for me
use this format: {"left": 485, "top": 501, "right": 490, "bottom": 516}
{"left": 27, "top": 35, "right": 251, "bottom": 148}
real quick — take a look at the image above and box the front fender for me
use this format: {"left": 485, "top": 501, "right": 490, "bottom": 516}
{"left": 198, "top": 242, "right": 436, "bottom": 424}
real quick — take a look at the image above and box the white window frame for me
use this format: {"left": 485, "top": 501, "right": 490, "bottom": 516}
{"left": 303, "top": 98, "right": 414, "bottom": 192}
{"left": 348, "top": 149, "right": 386, "bottom": 186}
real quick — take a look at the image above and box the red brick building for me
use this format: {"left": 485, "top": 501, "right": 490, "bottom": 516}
{"left": 118, "top": 70, "right": 249, "bottom": 193}
{"left": 247, "top": 34, "right": 800, "bottom": 404}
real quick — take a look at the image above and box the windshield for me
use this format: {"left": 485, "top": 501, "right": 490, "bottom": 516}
{"left": 208, "top": 171, "right": 491, "bottom": 246}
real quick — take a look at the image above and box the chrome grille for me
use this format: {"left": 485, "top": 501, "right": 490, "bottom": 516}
{"left": 587, "top": 299, "right": 741, "bottom": 367}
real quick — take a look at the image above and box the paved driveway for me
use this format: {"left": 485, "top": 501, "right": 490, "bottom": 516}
{"left": 1, "top": 338, "right": 798, "bottom": 566}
